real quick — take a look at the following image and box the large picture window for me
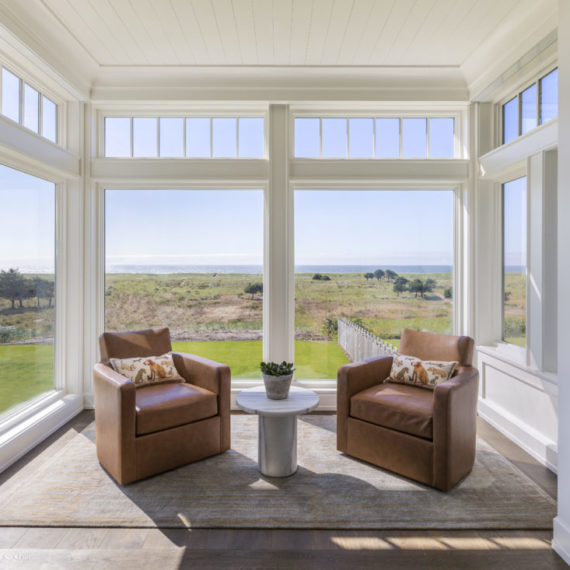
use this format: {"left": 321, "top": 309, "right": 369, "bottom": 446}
{"left": 0, "top": 165, "right": 55, "bottom": 416}
{"left": 503, "top": 177, "right": 527, "bottom": 347}
{"left": 294, "top": 190, "right": 454, "bottom": 379}
{"left": 105, "top": 189, "right": 263, "bottom": 378}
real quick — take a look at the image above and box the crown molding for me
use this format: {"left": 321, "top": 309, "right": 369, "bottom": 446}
{"left": 463, "top": 0, "right": 558, "bottom": 101}
{"left": 91, "top": 65, "right": 469, "bottom": 103}
{"left": 0, "top": 1, "right": 94, "bottom": 100}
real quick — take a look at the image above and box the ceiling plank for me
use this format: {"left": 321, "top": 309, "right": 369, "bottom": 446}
{"left": 212, "top": 0, "right": 243, "bottom": 65}
{"left": 289, "top": 0, "right": 313, "bottom": 65}
{"left": 351, "top": 0, "right": 396, "bottom": 65}
{"left": 232, "top": 0, "right": 258, "bottom": 64}
{"left": 252, "top": 0, "right": 274, "bottom": 65}
{"left": 304, "top": 0, "right": 335, "bottom": 65}
{"left": 170, "top": 0, "right": 211, "bottom": 64}
{"left": 273, "top": 0, "right": 293, "bottom": 64}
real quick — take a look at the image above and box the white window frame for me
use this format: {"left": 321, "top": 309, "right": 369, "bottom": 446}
{"left": 97, "top": 106, "right": 269, "bottom": 160}
{"left": 85, "top": 103, "right": 471, "bottom": 411}
{"left": 290, "top": 107, "right": 466, "bottom": 160}
{"left": 0, "top": 59, "right": 63, "bottom": 147}
{"left": 498, "top": 65, "right": 558, "bottom": 148}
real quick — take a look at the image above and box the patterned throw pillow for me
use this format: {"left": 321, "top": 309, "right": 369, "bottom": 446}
{"left": 109, "top": 353, "right": 184, "bottom": 387}
{"left": 386, "top": 354, "right": 457, "bottom": 390}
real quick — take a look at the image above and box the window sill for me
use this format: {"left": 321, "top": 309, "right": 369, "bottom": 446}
{"left": 476, "top": 343, "right": 558, "bottom": 387}
{"left": 0, "top": 393, "right": 82, "bottom": 474}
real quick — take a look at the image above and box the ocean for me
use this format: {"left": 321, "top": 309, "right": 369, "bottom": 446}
{"left": 107, "top": 264, "right": 455, "bottom": 274}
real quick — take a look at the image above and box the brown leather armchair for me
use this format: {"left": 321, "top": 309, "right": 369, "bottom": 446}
{"left": 337, "top": 328, "right": 479, "bottom": 491}
{"left": 93, "top": 327, "right": 230, "bottom": 485}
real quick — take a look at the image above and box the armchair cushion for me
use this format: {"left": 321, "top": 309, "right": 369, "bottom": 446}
{"left": 110, "top": 353, "right": 184, "bottom": 387}
{"left": 350, "top": 383, "right": 434, "bottom": 440}
{"left": 135, "top": 383, "right": 217, "bottom": 436}
{"left": 387, "top": 353, "right": 457, "bottom": 390}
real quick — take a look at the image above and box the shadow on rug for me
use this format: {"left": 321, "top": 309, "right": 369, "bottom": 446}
{"left": 0, "top": 415, "right": 555, "bottom": 529}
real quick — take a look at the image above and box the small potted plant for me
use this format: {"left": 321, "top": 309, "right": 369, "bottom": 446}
{"left": 260, "top": 361, "right": 295, "bottom": 400}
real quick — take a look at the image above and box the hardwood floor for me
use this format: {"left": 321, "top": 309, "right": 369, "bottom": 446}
{"left": 0, "top": 411, "right": 565, "bottom": 570}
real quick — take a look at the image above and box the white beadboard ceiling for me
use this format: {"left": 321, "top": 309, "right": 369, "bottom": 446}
{"left": 0, "top": 0, "right": 558, "bottom": 100}
{"left": 35, "top": 0, "right": 538, "bottom": 66}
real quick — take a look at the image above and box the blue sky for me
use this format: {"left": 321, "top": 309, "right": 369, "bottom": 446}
{"left": 503, "top": 177, "right": 527, "bottom": 267}
{"left": 0, "top": 165, "right": 54, "bottom": 273}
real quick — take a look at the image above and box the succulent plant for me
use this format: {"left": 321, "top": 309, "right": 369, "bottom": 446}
{"left": 260, "top": 361, "right": 295, "bottom": 376}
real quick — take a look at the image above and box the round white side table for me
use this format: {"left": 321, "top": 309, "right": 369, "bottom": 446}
{"left": 236, "top": 385, "right": 319, "bottom": 477}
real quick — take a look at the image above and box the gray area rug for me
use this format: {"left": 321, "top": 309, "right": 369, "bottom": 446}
{"left": 0, "top": 415, "right": 556, "bottom": 529}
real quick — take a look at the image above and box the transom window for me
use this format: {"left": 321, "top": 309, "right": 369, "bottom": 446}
{"left": 502, "top": 68, "right": 558, "bottom": 145}
{"left": 294, "top": 116, "right": 455, "bottom": 159}
{"left": 0, "top": 67, "right": 58, "bottom": 143}
{"left": 104, "top": 116, "right": 265, "bottom": 158}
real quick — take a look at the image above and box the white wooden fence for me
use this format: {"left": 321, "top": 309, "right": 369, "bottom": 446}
{"left": 337, "top": 318, "right": 398, "bottom": 362}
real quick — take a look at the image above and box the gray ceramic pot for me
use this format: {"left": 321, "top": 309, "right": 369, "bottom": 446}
{"left": 263, "top": 373, "right": 293, "bottom": 400}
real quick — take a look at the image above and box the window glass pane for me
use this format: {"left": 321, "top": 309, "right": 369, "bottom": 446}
{"left": 294, "top": 118, "right": 320, "bottom": 157}
{"left": 105, "top": 189, "right": 263, "bottom": 378}
{"left": 105, "top": 118, "right": 131, "bottom": 157}
{"left": 376, "top": 118, "right": 400, "bottom": 158}
{"left": 429, "top": 118, "right": 454, "bottom": 158}
{"left": 503, "top": 97, "right": 518, "bottom": 144}
{"left": 503, "top": 177, "right": 527, "bottom": 347}
{"left": 238, "top": 118, "right": 264, "bottom": 157}
{"left": 23, "top": 84, "right": 39, "bottom": 133}
{"left": 212, "top": 118, "right": 237, "bottom": 158}
{"left": 133, "top": 117, "right": 157, "bottom": 157}
{"left": 295, "top": 190, "right": 453, "bottom": 379}
{"left": 159, "top": 118, "right": 184, "bottom": 157}
{"left": 540, "top": 68, "right": 558, "bottom": 124}
{"left": 402, "top": 118, "right": 427, "bottom": 158}
{"left": 348, "top": 118, "right": 373, "bottom": 158}
{"left": 41, "top": 96, "right": 57, "bottom": 143}
{"left": 186, "top": 118, "right": 210, "bottom": 157}
{"left": 521, "top": 84, "right": 537, "bottom": 134}
{"left": 2, "top": 69, "right": 20, "bottom": 123}
{"left": 322, "top": 118, "right": 347, "bottom": 158}
{"left": 0, "top": 165, "right": 55, "bottom": 416}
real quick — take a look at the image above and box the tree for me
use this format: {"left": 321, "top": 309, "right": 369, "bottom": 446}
{"left": 385, "top": 269, "right": 398, "bottom": 282}
{"left": 0, "top": 268, "right": 27, "bottom": 309}
{"left": 31, "top": 278, "right": 55, "bottom": 308}
{"left": 312, "top": 273, "right": 331, "bottom": 281}
{"left": 374, "top": 269, "right": 385, "bottom": 281}
{"left": 244, "top": 282, "right": 263, "bottom": 299}
{"left": 424, "top": 278, "right": 437, "bottom": 296}
{"left": 364, "top": 272, "right": 374, "bottom": 280}
{"left": 409, "top": 278, "right": 423, "bottom": 298}
{"left": 393, "top": 276, "right": 408, "bottom": 296}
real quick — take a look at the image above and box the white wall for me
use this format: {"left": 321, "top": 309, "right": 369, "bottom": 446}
{"left": 553, "top": 1, "right": 570, "bottom": 564}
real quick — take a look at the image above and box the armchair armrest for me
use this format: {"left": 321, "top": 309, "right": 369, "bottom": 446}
{"left": 172, "top": 352, "right": 231, "bottom": 452}
{"left": 433, "top": 366, "right": 479, "bottom": 490}
{"left": 93, "top": 363, "right": 137, "bottom": 484}
{"left": 337, "top": 355, "right": 393, "bottom": 451}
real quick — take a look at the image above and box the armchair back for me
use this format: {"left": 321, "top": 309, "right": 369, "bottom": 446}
{"left": 399, "top": 328, "right": 474, "bottom": 367}
{"left": 99, "top": 327, "right": 172, "bottom": 361}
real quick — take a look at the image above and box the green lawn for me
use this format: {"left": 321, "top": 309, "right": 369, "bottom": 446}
{"left": 172, "top": 339, "right": 349, "bottom": 380}
{"left": 0, "top": 344, "right": 54, "bottom": 415}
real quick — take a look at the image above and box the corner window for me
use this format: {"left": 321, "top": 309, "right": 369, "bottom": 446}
{"left": 0, "top": 165, "right": 56, "bottom": 417}
{"left": 502, "top": 68, "right": 558, "bottom": 144}
{"left": 0, "top": 67, "right": 58, "bottom": 144}
{"left": 502, "top": 177, "right": 527, "bottom": 347}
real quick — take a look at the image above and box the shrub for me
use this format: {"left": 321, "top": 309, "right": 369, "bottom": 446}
{"left": 444, "top": 287, "right": 452, "bottom": 299}
{"left": 322, "top": 316, "right": 338, "bottom": 337}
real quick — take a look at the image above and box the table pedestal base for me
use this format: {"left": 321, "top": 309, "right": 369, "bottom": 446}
{"left": 258, "top": 415, "right": 297, "bottom": 477}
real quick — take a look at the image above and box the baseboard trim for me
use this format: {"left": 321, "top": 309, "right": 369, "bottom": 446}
{"left": 554, "top": 517, "right": 570, "bottom": 565}
{"left": 0, "top": 394, "right": 83, "bottom": 474}
{"left": 478, "top": 398, "right": 558, "bottom": 472}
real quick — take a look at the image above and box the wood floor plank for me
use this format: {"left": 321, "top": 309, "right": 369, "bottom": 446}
{"left": 0, "top": 527, "right": 27, "bottom": 548}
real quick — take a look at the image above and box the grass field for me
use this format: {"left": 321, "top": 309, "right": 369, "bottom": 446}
{"left": 0, "top": 270, "right": 525, "bottom": 416}
{"left": 0, "top": 344, "right": 54, "bottom": 415}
